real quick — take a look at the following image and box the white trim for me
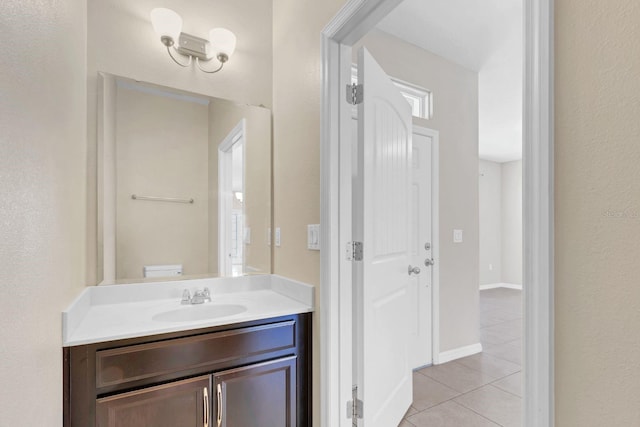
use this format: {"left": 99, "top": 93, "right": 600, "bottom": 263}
{"left": 320, "top": 0, "right": 554, "bottom": 426}
{"left": 437, "top": 343, "right": 483, "bottom": 365}
{"left": 523, "top": 0, "right": 555, "bottom": 425}
{"left": 412, "top": 125, "right": 440, "bottom": 366}
{"left": 479, "top": 283, "right": 524, "bottom": 291}
{"left": 218, "top": 119, "right": 246, "bottom": 277}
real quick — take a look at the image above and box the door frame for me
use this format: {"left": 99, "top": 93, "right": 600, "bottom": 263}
{"left": 412, "top": 125, "right": 440, "bottom": 366}
{"left": 319, "top": 1, "right": 554, "bottom": 427}
{"left": 218, "top": 119, "right": 246, "bottom": 277}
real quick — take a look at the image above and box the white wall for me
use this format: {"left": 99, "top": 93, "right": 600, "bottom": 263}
{"left": 0, "top": 0, "right": 87, "bottom": 425}
{"left": 478, "top": 5, "right": 523, "bottom": 162}
{"left": 479, "top": 159, "right": 522, "bottom": 286}
{"left": 354, "top": 29, "right": 480, "bottom": 353}
{"left": 501, "top": 160, "right": 522, "bottom": 285}
{"left": 479, "top": 160, "right": 503, "bottom": 285}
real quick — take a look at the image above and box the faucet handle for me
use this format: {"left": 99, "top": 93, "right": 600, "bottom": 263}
{"left": 203, "top": 287, "right": 211, "bottom": 302}
{"left": 181, "top": 289, "right": 191, "bottom": 305}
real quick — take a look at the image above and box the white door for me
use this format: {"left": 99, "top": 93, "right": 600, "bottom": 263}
{"left": 354, "top": 48, "right": 413, "bottom": 427}
{"left": 410, "top": 129, "right": 436, "bottom": 369}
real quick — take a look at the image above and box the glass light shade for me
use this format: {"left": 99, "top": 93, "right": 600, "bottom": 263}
{"left": 150, "top": 8, "right": 182, "bottom": 42}
{"left": 209, "top": 28, "right": 237, "bottom": 59}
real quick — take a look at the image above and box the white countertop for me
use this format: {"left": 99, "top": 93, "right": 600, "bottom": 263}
{"left": 62, "top": 274, "right": 314, "bottom": 346}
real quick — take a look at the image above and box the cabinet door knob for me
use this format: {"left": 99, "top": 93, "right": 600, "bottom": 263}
{"left": 216, "top": 383, "right": 223, "bottom": 427}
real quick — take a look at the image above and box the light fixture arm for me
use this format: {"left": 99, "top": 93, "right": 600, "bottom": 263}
{"left": 195, "top": 54, "right": 228, "bottom": 74}
{"left": 151, "top": 9, "right": 235, "bottom": 74}
{"left": 166, "top": 45, "right": 192, "bottom": 68}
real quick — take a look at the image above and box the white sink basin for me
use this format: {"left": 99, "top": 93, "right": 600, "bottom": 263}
{"left": 152, "top": 304, "right": 247, "bottom": 322}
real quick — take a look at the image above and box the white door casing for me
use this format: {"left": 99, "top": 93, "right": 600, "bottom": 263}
{"left": 320, "top": 1, "right": 554, "bottom": 426}
{"left": 353, "top": 47, "right": 413, "bottom": 426}
{"left": 218, "top": 119, "right": 246, "bottom": 277}
{"left": 410, "top": 128, "right": 438, "bottom": 369}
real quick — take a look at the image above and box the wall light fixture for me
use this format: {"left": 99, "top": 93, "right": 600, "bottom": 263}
{"left": 150, "top": 8, "right": 237, "bottom": 74}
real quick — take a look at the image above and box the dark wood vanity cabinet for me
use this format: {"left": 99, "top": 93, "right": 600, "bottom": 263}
{"left": 64, "top": 313, "right": 311, "bottom": 427}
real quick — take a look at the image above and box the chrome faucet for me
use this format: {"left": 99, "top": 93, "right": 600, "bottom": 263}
{"left": 181, "top": 287, "right": 211, "bottom": 305}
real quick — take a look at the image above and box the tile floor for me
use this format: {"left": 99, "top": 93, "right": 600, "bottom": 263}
{"left": 400, "top": 288, "right": 522, "bottom": 427}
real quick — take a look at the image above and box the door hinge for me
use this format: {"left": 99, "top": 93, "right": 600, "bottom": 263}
{"left": 347, "top": 386, "right": 363, "bottom": 421}
{"left": 346, "top": 241, "right": 363, "bottom": 261}
{"left": 346, "top": 83, "right": 363, "bottom": 105}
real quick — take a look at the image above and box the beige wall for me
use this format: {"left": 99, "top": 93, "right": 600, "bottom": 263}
{"left": 272, "top": 1, "right": 346, "bottom": 425}
{"left": 479, "top": 160, "right": 503, "bottom": 285}
{"left": 87, "top": 0, "right": 273, "bottom": 284}
{"left": 354, "top": 29, "right": 480, "bottom": 352}
{"left": 208, "top": 98, "right": 272, "bottom": 274}
{"left": 555, "top": 0, "right": 640, "bottom": 425}
{"left": 115, "top": 85, "right": 209, "bottom": 279}
{"left": 501, "top": 160, "right": 522, "bottom": 285}
{"left": 0, "top": 0, "right": 87, "bottom": 425}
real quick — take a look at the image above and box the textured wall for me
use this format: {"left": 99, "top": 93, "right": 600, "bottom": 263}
{"left": 0, "top": 0, "right": 87, "bottom": 425}
{"left": 555, "top": 0, "right": 640, "bottom": 424}
{"left": 272, "top": 0, "right": 347, "bottom": 424}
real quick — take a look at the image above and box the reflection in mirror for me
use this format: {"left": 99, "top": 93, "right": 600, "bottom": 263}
{"left": 97, "top": 73, "right": 271, "bottom": 284}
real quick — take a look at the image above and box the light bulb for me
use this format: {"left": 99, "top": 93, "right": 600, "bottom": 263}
{"left": 150, "top": 8, "right": 182, "bottom": 45}
{"left": 209, "top": 28, "right": 237, "bottom": 62}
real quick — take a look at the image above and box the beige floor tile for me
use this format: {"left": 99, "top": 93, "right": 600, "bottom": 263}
{"left": 455, "top": 352, "right": 521, "bottom": 379}
{"left": 399, "top": 419, "right": 416, "bottom": 427}
{"left": 481, "top": 322, "right": 521, "bottom": 343}
{"left": 407, "top": 401, "right": 500, "bottom": 427}
{"left": 418, "top": 361, "right": 497, "bottom": 393}
{"left": 492, "top": 371, "right": 522, "bottom": 397}
{"left": 405, "top": 405, "right": 419, "bottom": 417}
{"left": 480, "top": 308, "right": 522, "bottom": 328}
{"left": 411, "top": 371, "right": 460, "bottom": 410}
{"left": 483, "top": 340, "right": 522, "bottom": 365}
{"left": 454, "top": 385, "right": 522, "bottom": 427}
{"left": 480, "top": 326, "right": 518, "bottom": 346}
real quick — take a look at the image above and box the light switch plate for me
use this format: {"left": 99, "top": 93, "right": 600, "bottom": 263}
{"left": 453, "top": 229, "right": 463, "bottom": 243}
{"left": 275, "top": 227, "right": 281, "bottom": 247}
{"left": 267, "top": 228, "right": 271, "bottom": 246}
{"left": 307, "top": 224, "right": 320, "bottom": 250}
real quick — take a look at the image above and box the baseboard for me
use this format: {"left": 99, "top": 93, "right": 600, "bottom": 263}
{"left": 479, "top": 282, "right": 523, "bottom": 291}
{"left": 436, "top": 343, "right": 483, "bottom": 365}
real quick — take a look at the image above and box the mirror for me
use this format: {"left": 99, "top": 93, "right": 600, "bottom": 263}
{"left": 96, "top": 73, "right": 271, "bottom": 284}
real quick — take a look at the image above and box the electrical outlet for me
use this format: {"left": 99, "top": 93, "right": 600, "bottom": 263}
{"left": 275, "top": 227, "right": 281, "bottom": 247}
{"left": 453, "top": 229, "right": 463, "bottom": 243}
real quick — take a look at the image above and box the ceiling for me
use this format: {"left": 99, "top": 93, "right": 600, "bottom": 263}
{"left": 377, "top": 0, "right": 523, "bottom": 162}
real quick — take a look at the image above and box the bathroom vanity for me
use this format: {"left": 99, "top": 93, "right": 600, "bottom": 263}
{"left": 63, "top": 275, "right": 313, "bottom": 427}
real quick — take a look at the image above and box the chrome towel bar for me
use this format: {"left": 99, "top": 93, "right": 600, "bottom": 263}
{"left": 131, "top": 194, "right": 194, "bottom": 204}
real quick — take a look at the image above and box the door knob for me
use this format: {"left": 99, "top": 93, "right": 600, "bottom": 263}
{"left": 408, "top": 265, "right": 421, "bottom": 275}
{"left": 424, "top": 258, "right": 434, "bottom": 267}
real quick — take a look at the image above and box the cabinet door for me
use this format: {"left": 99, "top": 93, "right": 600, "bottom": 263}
{"left": 213, "top": 356, "right": 297, "bottom": 427}
{"left": 96, "top": 375, "right": 211, "bottom": 427}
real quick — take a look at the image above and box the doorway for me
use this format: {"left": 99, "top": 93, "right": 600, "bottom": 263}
{"left": 218, "top": 119, "right": 246, "bottom": 277}
{"left": 319, "top": 0, "right": 554, "bottom": 426}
